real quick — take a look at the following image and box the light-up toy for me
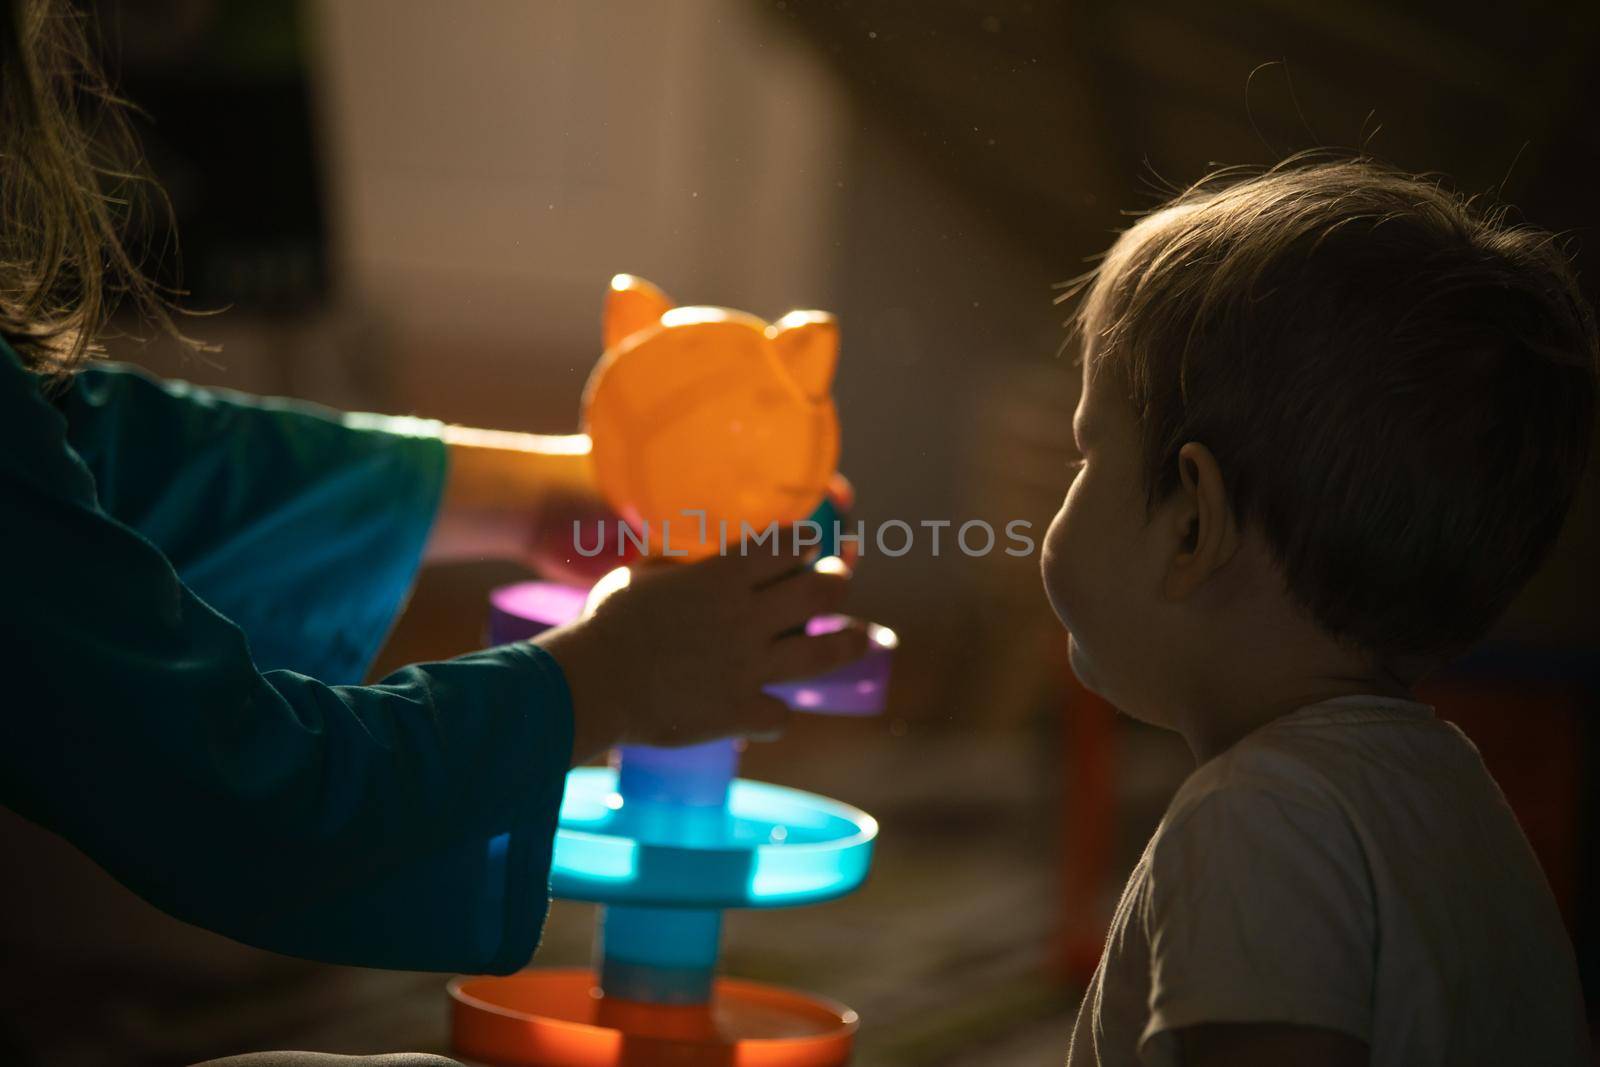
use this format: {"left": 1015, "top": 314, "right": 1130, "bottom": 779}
{"left": 448, "top": 276, "right": 895, "bottom": 1066}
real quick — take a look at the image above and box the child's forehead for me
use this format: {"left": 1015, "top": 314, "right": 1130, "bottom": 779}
{"left": 1076, "top": 339, "right": 1148, "bottom": 438}
{"left": 1075, "top": 346, "right": 1115, "bottom": 426}
{"left": 1077, "top": 332, "right": 1115, "bottom": 397}
{"left": 1067, "top": 206, "right": 1199, "bottom": 431}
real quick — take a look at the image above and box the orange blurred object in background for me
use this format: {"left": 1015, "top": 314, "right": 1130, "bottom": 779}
{"left": 583, "top": 274, "right": 841, "bottom": 559}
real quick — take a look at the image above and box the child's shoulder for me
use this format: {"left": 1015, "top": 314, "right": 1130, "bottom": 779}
{"left": 1132, "top": 696, "right": 1587, "bottom": 1065}
{"left": 1156, "top": 694, "right": 1474, "bottom": 857}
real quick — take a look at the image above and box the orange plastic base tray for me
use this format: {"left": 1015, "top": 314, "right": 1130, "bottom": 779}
{"left": 449, "top": 969, "right": 857, "bottom": 1067}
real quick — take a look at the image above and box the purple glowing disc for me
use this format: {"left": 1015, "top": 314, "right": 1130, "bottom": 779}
{"left": 488, "top": 581, "right": 588, "bottom": 643}
{"left": 763, "top": 614, "right": 896, "bottom": 716}
{"left": 488, "top": 581, "right": 894, "bottom": 716}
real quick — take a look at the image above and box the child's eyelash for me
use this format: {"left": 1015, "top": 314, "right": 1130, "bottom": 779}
{"left": 1067, "top": 458, "right": 1086, "bottom": 472}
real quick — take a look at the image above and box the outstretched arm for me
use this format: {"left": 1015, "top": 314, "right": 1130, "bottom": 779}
{"left": 429, "top": 424, "right": 619, "bottom": 585}
{"left": 6, "top": 350, "right": 868, "bottom": 971}
{"left": 56, "top": 363, "right": 453, "bottom": 682}
{"left": 56, "top": 363, "right": 618, "bottom": 678}
{"left": 6, "top": 357, "right": 574, "bottom": 974}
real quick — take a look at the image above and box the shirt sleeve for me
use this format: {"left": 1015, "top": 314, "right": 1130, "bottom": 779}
{"left": 1138, "top": 782, "right": 1376, "bottom": 1064}
{"left": 53, "top": 362, "right": 448, "bottom": 683}
{"left": 1, "top": 348, "right": 573, "bottom": 974}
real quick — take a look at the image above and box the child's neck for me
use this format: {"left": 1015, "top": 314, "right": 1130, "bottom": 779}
{"left": 1150, "top": 534, "right": 1430, "bottom": 764}
{"left": 1174, "top": 614, "right": 1418, "bottom": 764}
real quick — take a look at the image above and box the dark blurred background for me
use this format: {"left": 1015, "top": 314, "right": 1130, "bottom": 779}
{"left": 2, "top": 2, "right": 1597, "bottom": 1064}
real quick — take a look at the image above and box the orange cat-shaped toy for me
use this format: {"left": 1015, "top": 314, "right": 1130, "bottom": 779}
{"left": 582, "top": 274, "right": 841, "bottom": 559}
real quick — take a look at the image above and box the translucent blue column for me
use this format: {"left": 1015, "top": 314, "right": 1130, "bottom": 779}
{"left": 597, "top": 904, "right": 724, "bottom": 1004}
{"left": 596, "top": 738, "right": 738, "bottom": 1004}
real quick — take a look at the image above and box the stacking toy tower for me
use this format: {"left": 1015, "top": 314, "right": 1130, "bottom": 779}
{"left": 448, "top": 276, "right": 895, "bottom": 1067}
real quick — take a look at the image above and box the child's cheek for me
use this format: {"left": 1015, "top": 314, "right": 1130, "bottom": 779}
{"left": 1040, "top": 500, "right": 1085, "bottom": 632}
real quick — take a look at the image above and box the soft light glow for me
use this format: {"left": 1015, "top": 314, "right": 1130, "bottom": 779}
{"left": 812, "top": 554, "right": 849, "bottom": 576}
{"left": 658, "top": 305, "right": 767, "bottom": 332}
{"left": 584, "top": 566, "right": 633, "bottom": 615}
{"left": 441, "top": 424, "right": 592, "bottom": 456}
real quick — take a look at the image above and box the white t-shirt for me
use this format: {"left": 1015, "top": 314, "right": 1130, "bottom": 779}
{"left": 1066, "top": 695, "right": 1589, "bottom": 1067}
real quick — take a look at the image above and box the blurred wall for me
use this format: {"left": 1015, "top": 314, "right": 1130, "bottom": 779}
{"left": 310, "top": 0, "right": 852, "bottom": 433}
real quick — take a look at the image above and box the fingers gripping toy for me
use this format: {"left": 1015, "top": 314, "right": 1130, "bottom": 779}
{"left": 449, "top": 276, "right": 894, "bottom": 1067}
{"left": 584, "top": 273, "right": 842, "bottom": 559}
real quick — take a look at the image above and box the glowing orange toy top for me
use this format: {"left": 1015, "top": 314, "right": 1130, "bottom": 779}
{"left": 582, "top": 274, "right": 841, "bottom": 560}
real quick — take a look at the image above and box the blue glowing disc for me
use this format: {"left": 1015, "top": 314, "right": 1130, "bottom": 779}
{"left": 550, "top": 768, "right": 877, "bottom": 909}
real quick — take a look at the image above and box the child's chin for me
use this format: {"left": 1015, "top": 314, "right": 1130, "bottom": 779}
{"left": 1066, "top": 633, "right": 1107, "bottom": 698}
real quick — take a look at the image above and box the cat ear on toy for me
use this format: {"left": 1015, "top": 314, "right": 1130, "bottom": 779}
{"left": 767, "top": 310, "right": 838, "bottom": 401}
{"left": 603, "top": 274, "right": 675, "bottom": 352}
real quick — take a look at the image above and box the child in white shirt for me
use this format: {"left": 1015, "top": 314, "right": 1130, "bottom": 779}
{"left": 1042, "top": 155, "right": 1594, "bottom": 1066}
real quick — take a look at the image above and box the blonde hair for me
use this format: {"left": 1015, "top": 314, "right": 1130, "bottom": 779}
{"left": 0, "top": 0, "right": 198, "bottom": 383}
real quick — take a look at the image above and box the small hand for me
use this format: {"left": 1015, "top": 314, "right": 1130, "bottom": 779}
{"left": 534, "top": 540, "right": 868, "bottom": 763}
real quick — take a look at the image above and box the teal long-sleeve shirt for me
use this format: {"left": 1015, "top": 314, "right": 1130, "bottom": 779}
{"left": 0, "top": 340, "right": 574, "bottom": 975}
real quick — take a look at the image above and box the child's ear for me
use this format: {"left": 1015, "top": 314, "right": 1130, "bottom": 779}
{"left": 604, "top": 274, "right": 674, "bottom": 351}
{"left": 767, "top": 310, "right": 838, "bottom": 400}
{"left": 1162, "top": 442, "right": 1240, "bottom": 601}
